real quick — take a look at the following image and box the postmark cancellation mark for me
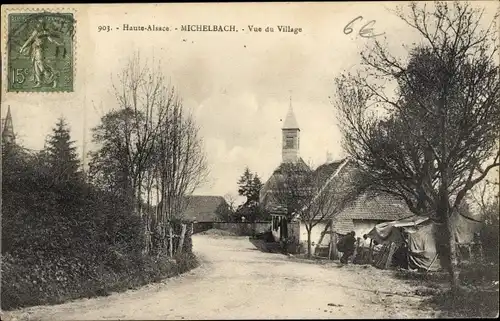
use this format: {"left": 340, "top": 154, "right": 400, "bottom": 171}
{"left": 7, "top": 12, "right": 75, "bottom": 92}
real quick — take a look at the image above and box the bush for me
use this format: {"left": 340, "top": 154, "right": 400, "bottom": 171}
{"left": 1, "top": 146, "right": 198, "bottom": 311}
{"left": 427, "top": 287, "right": 499, "bottom": 318}
{"left": 481, "top": 224, "right": 499, "bottom": 264}
{"left": 1, "top": 250, "right": 199, "bottom": 310}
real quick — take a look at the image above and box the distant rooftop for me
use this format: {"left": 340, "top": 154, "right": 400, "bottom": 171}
{"left": 181, "top": 195, "right": 227, "bottom": 222}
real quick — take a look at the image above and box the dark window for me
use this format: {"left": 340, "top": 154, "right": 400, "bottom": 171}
{"left": 285, "top": 136, "right": 295, "bottom": 149}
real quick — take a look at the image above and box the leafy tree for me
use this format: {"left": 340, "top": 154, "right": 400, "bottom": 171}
{"left": 335, "top": 1, "right": 500, "bottom": 290}
{"left": 88, "top": 108, "right": 139, "bottom": 199}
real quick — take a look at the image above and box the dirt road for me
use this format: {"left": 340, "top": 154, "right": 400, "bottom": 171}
{"left": 3, "top": 235, "right": 439, "bottom": 320}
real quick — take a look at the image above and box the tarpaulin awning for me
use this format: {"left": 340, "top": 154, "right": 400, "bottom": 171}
{"left": 367, "top": 213, "right": 484, "bottom": 271}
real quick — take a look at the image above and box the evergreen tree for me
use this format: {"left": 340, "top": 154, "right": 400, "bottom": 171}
{"left": 45, "top": 117, "right": 81, "bottom": 184}
{"left": 237, "top": 167, "right": 263, "bottom": 204}
{"left": 251, "top": 175, "right": 263, "bottom": 202}
{"left": 237, "top": 167, "right": 254, "bottom": 202}
{"left": 236, "top": 167, "right": 267, "bottom": 222}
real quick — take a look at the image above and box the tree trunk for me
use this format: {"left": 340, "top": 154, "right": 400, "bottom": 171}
{"left": 438, "top": 82, "right": 459, "bottom": 291}
{"left": 444, "top": 212, "right": 460, "bottom": 291}
{"left": 436, "top": 185, "right": 460, "bottom": 291}
{"left": 307, "top": 229, "right": 312, "bottom": 258}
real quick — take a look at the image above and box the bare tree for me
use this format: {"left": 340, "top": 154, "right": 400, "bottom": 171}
{"left": 274, "top": 161, "right": 363, "bottom": 257}
{"left": 154, "top": 97, "right": 209, "bottom": 222}
{"left": 224, "top": 193, "right": 239, "bottom": 212}
{"left": 90, "top": 52, "right": 208, "bottom": 255}
{"left": 334, "top": 1, "right": 500, "bottom": 290}
{"left": 469, "top": 178, "right": 499, "bottom": 224}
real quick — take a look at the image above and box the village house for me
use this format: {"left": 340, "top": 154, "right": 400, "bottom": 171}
{"left": 259, "top": 102, "right": 414, "bottom": 255}
{"left": 180, "top": 195, "right": 229, "bottom": 233}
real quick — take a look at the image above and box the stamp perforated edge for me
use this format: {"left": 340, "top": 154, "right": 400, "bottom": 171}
{"left": 2, "top": 6, "right": 78, "bottom": 94}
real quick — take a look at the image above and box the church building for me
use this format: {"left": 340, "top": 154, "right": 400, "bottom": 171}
{"left": 259, "top": 100, "right": 311, "bottom": 243}
{"left": 1, "top": 106, "right": 16, "bottom": 144}
{"left": 259, "top": 99, "right": 414, "bottom": 256}
{"left": 259, "top": 101, "right": 311, "bottom": 211}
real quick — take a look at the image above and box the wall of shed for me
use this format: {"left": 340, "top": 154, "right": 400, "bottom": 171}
{"left": 298, "top": 222, "right": 330, "bottom": 248}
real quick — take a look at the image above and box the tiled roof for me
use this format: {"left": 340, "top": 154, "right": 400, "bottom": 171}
{"left": 260, "top": 157, "right": 312, "bottom": 206}
{"left": 282, "top": 158, "right": 414, "bottom": 234}
{"left": 273, "top": 157, "right": 311, "bottom": 175}
{"left": 312, "top": 160, "right": 345, "bottom": 184}
{"left": 181, "top": 195, "right": 227, "bottom": 222}
{"left": 332, "top": 218, "right": 355, "bottom": 235}
{"left": 339, "top": 193, "right": 414, "bottom": 221}
{"left": 332, "top": 193, "right": 414, "bottom": 234}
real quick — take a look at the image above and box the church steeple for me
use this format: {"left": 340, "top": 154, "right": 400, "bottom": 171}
{"left": 282, "top": 96, "right": 300, "bottom": 163}
{"left": 2, "top": 105, "right": 15, "bottom": 144}
{"left": 283, "top": 96, "right": 299, "bottom": 130}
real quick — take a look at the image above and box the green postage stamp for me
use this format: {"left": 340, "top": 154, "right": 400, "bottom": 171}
{"left": 7, "top": 12, "right": 75, "bottom": 92}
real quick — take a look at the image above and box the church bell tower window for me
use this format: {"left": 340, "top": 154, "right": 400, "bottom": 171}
{"left": 285, "top": 135, "right": 295, "bottom": 149}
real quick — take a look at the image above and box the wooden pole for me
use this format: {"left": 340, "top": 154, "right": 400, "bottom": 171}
{"left": 178, "top": 223, "right": 187, "bottom": 254}
{"left": 426, "top": 253, "right": 439, "bottom": 272}
{"left": 328, "top": 228, "right": 333, "bottom": 260}
{"left": 368, "top": 239, "right": 374, "bottom": 264}
{"left": 168, "top": 223, "right": 174, "bottom": 257}
{"left": 331, "top": 233, "right": 338, "bottom": 260}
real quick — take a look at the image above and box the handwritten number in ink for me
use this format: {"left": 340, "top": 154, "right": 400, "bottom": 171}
{"left": 343, "top": 16, "right": 363, "bottom": 35}
{"left": 344, "top": 16, "right": 385, "bottom": 38}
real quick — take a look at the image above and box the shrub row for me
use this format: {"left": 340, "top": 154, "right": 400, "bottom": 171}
{"left": 1, "top": 251, "right": 199, "bottom": 310}
{"left": 1, "top": 146, "right": 198, "bottom": 311}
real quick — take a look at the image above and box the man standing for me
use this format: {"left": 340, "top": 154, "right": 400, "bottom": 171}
{"left": 339, "top": 231, "right": 356, "bottom": 264}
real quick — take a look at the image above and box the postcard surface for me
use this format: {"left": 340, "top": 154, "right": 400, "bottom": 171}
{"left": 1, "top": 2, "right": 499, "bottom": 320}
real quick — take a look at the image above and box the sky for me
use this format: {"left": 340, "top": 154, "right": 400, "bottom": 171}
{"left": 2, "top": 2, "right": 499, "bottom": 202}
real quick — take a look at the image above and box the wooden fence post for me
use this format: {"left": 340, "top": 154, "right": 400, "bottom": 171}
{"left": 328, "top": 234, "right": 333, "bottom": 260}
{"left": 368, "top": 239, "right": 374, "bottom": 264}
{"left": 178, "top": 223, "right": 187, "bottom": 254}
{"left": 331, "top": 232, "right": 338, "bottom": 260}
{"left": 168, "top": 223, "right": 174, "bottom": 257}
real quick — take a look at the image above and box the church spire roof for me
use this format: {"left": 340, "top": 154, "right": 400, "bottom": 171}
{"left": 2, "top": 105, "right": 15, "bottom": 143}
{"left": 6, "top": 105, "right": 12, "bottom": 122}
{"left": 282, "top": 96, "right": 299, "bottom": 130}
